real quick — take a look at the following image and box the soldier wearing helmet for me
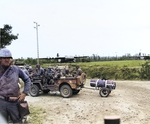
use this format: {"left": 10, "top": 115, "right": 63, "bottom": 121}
{"left": 30, "top": 64, "right": 44, "bottom": 77}
{"left": 25, "top": 65, "right": 30, "bottom": 70}
{"left": 75, "top": 65, "right": 83, "bottom": 77}
{"left": 35, "top": 64, "right": 44, "bottom": 75}
{"left": 0, "top": 48, "right": 31, "bottom": 123}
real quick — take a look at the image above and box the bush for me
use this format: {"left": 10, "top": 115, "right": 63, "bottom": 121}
{"left": 139, "top": 61, "right": 150, "bottom": 80}
{"left": 120, "top": 67, "right": 139, "bottom": 80}
{"left": 81, "top": 65, "right": 140, "bottom": 80}
{"left": 82, "top": 66, "right": 118, "bottom": 80}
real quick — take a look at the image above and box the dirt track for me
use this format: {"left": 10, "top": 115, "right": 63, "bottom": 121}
{"left": 26, "top": 80, "right": 150, "bottom": 124}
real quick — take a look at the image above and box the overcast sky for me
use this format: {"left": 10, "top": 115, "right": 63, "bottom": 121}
{"left": 1, "top": 0, "right": 150, "bottom": 59}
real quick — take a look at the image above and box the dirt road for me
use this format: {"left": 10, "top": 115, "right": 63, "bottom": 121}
{"left": 26, "top": 80, "right": 150, "bottom": 124}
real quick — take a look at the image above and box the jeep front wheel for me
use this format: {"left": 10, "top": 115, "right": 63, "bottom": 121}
{"left": 29, "top": 84, "right": 39, "bottom": 97}
{"left": 60, "top": 85, "right": 73, "bottom": 98}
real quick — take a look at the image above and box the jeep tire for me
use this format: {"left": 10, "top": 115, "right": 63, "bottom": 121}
{"left": 99, "top": 87, "right": 110, "bottom": 97}
{"left": 60, "top": 85, "right": 73, "bottom": 98}
{"left": 29, "top": 84, "right": 39, "bottom": 97}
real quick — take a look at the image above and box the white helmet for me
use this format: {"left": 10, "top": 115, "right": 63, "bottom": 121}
{"left": 0, "top": 48, "right": 13, "bottom": 58}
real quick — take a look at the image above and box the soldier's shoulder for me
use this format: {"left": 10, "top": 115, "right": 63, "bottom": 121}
{"left": 11, "top": 65, "right": 18, "bottom": 69}
{"left": 11, "top": 65, "right": 22, "bottom": 71}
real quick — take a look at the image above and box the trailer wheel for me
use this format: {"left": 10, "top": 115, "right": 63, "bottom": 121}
{"left": 29, "top": 84, "right": 39, "bottom": 97}
{"left": 60, "top": 85, "right": 73, "bottom": 98}
{"left": 99, "top": 88, "right": 110, "bottom": 97}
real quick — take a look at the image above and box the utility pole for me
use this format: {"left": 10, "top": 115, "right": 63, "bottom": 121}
{"left": 34, "top": 22, "right": 40, "bottom": 65}
{"left": 0, "top": 28, "right": 1, "bottom": 48}
{"left": 115, "top": 52, "right": 117, "bottom": 60}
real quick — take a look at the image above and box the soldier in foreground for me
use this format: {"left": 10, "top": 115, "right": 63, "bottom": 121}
{"left": 0, "top": 48, "right": 31, "bottom": 123}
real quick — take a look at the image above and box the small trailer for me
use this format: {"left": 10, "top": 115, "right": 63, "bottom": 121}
{"left": 90, "top": 79, "right": 116, "bottom": 97}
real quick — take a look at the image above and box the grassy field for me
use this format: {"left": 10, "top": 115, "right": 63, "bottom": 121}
{"left": 72, "top": 60, "right": 146, "bottom": 68}
{"left": 42, "top": 60, "right": 146, "bottom": 68}
{"left": 27, "top": 105, "right": 46, "bottom": 124}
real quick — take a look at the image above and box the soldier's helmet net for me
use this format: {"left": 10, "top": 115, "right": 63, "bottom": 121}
{"left": 0, "top": 48, "right": 13, "bottom": 59}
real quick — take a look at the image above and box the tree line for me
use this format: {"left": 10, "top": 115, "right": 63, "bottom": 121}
{"left": 75, "top": 54, "right": 140, "bottom": 62}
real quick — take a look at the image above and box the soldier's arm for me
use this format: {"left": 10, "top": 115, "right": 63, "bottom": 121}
{"left": 18, "top": 68, "right": 31, "bottom": 95}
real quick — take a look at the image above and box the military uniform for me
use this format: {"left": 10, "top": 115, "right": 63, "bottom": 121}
{"left": 75, "top": 66, "right": 83, "bottom": 77}
{"left": 23, "top": 68, "right": 29, "bottom": 76}
{"left": 76, "top": 68, "right": 83, "bottom": 76}
{"left": 0, "top": 48, "right": 31, "bottom": 123}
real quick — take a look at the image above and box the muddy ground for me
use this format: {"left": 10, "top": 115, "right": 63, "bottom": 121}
{"left": 25, "top": 79, "right": 150, "bottom": 124}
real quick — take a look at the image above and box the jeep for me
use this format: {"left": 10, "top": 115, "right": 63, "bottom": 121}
{"left": 29, "top": 68, "right": 86, "bottom": 98}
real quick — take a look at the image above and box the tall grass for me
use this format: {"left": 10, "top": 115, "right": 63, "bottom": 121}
{"left": 76, "top": 60, "right": 146, "bottom": 68}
